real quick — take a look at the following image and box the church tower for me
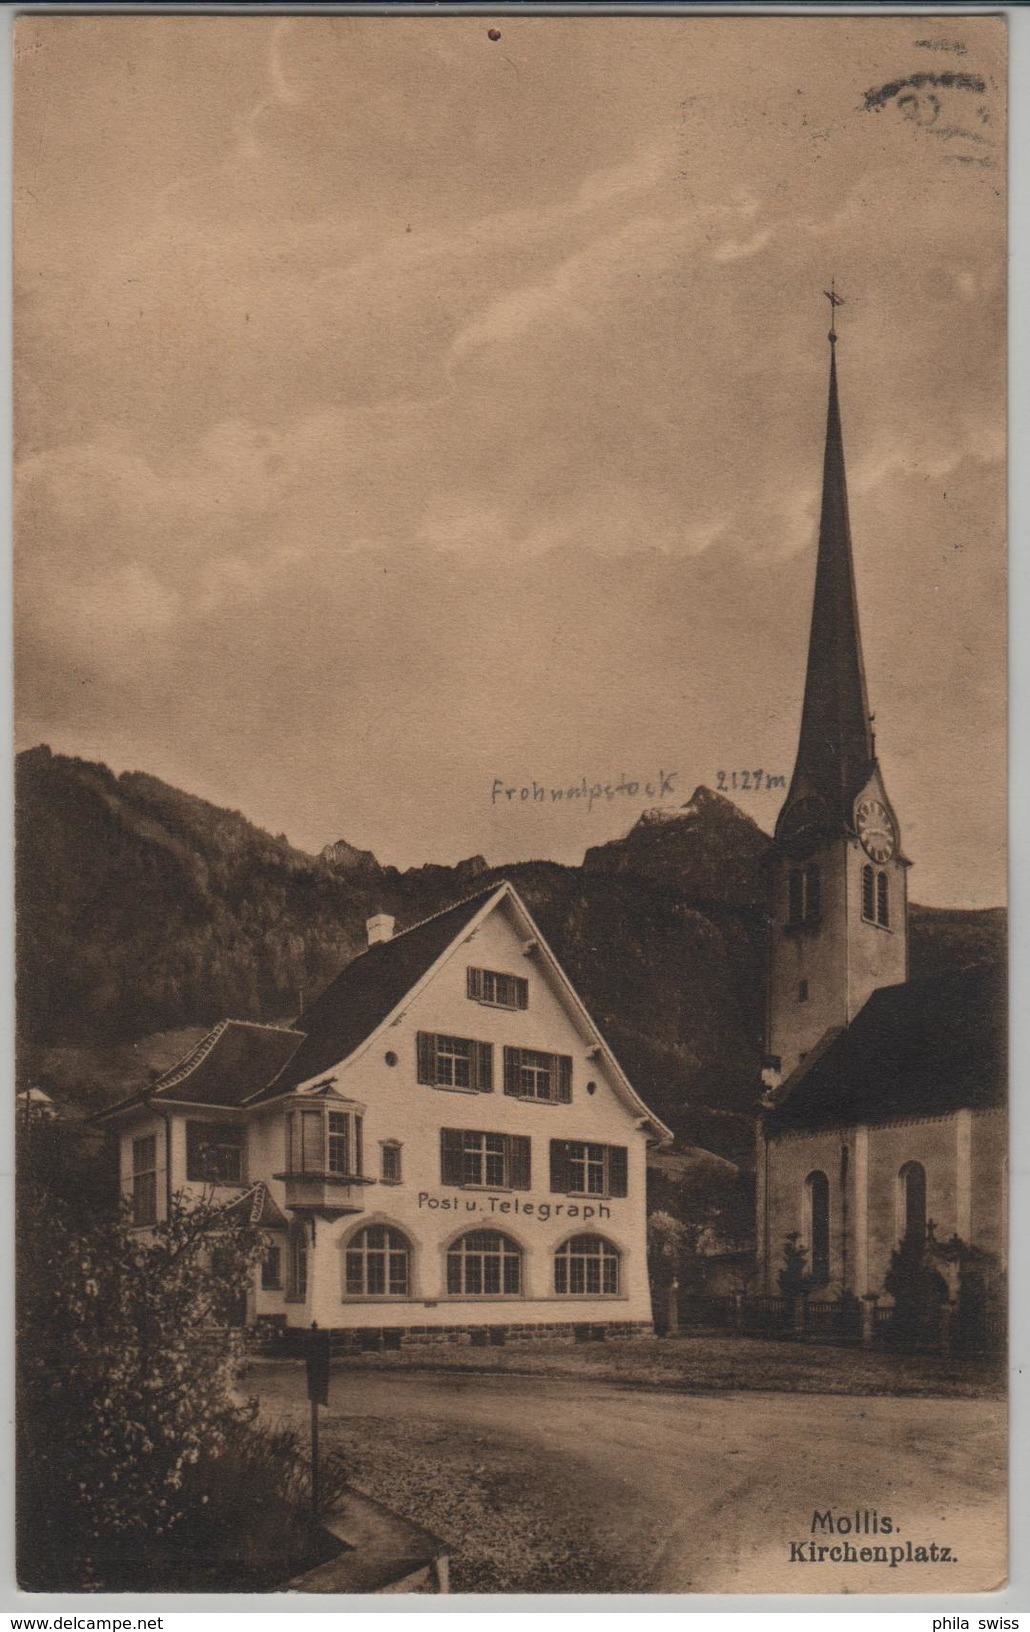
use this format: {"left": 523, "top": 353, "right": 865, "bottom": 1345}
{"left": 764, "top": 302, "right": 909, "bottom": 1088}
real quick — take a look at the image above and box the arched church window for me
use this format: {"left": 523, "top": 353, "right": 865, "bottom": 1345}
{"left": 804, "top": 864, "right": 821, "bottom": 922}
{"left": 876, "top": 870, "right": 890, "bottom": 928}
{"left": 898, "top": 1162, "right": 927, "bottom": 1245}
{"left": 862, "top": 864, "right": 875, "bottom": 922}
{"left": 788, "top": 870, "right": 804, "bottom": 928}
{"left": 803, "top": 1170, "right": 830, "bottom": 1287}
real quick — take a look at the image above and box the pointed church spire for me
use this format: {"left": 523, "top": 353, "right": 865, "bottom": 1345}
{"left": 785, "top": 297, "right": 874, "bottom": 828}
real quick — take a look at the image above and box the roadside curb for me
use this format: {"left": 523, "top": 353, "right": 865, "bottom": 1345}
{"left": 287, "top": 1487, "right": 449, "bottom": 1595}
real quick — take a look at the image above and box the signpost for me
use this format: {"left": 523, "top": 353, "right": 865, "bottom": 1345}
{"left": 306, "top": 1322, "right": 331, "bottom": 1516}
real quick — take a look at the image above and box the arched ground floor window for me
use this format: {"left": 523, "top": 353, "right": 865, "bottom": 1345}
{"left": 446, "top": 1230, "right": 521, "bottom": 1295}
{"left": 345, "top": 1225, "right": 410, "bottom": 1296}
{"left": 554, "top": 1234, "right": 620, "bottom": 1295}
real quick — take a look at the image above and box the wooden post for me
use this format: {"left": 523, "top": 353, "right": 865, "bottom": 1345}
{"left": 666, "top": 1276, "right": 679, "bottom": 1337}
{"left": 306, "top": 1321, "right": 330, "bottom": 1518}
{"left": 310, "top": 1393, "right": 320, "bottom": 1517}
{"left": 860, "top": 1294, "right": 878, "bottom": 1349}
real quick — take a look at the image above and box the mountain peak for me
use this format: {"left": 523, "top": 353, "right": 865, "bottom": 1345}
{"left": 320, "top": 838, "right": 382, "bottom": 875}
{"left": 583, "top": 786, "right": 771, "bottom": 906}
{"left": 635, "top": 785, "right": 761, "bottom": 830}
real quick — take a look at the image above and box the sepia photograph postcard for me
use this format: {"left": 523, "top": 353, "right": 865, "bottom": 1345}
{"left": 12, "top": 9, "right": 1009, "bottom": 1600}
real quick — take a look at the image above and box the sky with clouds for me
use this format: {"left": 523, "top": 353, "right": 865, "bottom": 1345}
{"left": 14, "top": 16, "right": 1005, "bottom": 906}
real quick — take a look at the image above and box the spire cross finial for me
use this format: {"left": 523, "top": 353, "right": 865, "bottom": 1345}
{"left": 824, "top": 280, "right": 844, "bottom": 343}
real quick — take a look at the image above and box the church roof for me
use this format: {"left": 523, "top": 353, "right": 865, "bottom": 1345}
{"left": 779, "top": 333, "right": 875, "bottom": 833}
{"left": 763, "top": 961, "right": 1006, "bottom": 1135}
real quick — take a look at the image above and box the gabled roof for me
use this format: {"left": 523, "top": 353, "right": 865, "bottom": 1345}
{"left": 248, "top": 880, "right": 674, "bottom": 1142}
{"left": 94, "top": 1019, "right": 303, "bottom": 1120}
{"left": 248, "top": 886, "right": 502, "bottom": 1102}
{"left": 763, "top": 961, "right": 1006, "bottom": 1135}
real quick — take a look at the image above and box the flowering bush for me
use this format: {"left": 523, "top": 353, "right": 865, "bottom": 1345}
{"left": 17, "top": 1188, "right": 265, "bottom": 1588}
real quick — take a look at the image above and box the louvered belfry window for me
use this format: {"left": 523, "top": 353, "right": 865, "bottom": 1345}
{"left": 417, "top": 1032, "right": 493, "bottom": 1092}
{"left": 862, "top": 863, "right": 875, "bottom": 922}
{"left": 503, "top": 1047, "right": 572, "bottom": 1103}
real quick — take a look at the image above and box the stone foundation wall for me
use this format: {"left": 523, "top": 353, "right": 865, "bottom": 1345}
{"left": 252, "top": 1318, "right": 652, "bottom": 1355}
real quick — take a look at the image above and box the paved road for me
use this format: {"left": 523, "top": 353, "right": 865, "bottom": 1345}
{"left": 253, "top": 1366, "right": 1005, "bottom": 1594}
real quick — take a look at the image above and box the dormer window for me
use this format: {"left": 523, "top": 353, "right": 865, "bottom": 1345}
{"left": 467, "top": 968, "right": 529, "bottom": 1009}
{"left": 284, "top": 1105, "right": 364, "bottom": 1178}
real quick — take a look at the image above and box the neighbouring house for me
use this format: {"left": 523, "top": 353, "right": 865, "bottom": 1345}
{"left": 96, "top": 881, "right": 673, "bottom": 1344}
{"left": 18, "top": 1085, "right": 59, "bottom": 1121}
{"left": 755, "top": 318, "right": 1006, "bottom": 1303}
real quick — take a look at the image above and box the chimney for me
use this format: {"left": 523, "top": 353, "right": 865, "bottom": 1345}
{"left": 366, "top": 913, "right": 395, "bottom": 947}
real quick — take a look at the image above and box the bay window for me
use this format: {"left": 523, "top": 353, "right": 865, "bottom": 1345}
{"left": 284, "top": 1103, "right": 364, "bottom": 1178}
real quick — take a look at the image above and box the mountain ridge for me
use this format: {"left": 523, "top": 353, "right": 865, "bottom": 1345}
{"left": 16, "top": 745, "right": 1004, "bottom": 1160}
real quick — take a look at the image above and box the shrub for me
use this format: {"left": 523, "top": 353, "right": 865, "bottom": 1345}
{"left": 777, "top": 1231, "right": 813, "bottom": 1299}
{"left": 17, "top": 1189, "right": 269, "bottom": 1588}
{"left": 882, "top": 1230, "right": 950, "bottom": 1348}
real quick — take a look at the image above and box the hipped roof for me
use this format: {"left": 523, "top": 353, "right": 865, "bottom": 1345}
{"left": 95, "top": 1019, "right": 302, "bottom": 1120}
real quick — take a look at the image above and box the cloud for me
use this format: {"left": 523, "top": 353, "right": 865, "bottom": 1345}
{"left": 13, "top": 14, "right": 1007, "bottom": 905}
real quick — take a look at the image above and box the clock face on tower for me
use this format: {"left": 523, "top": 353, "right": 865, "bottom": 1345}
{"left": 855, "top": 796, "right": 896, "bottom": 862}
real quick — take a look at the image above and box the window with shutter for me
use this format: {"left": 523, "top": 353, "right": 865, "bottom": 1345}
{"left": 503, "top": 1046, "right": 520, "bottom": 1096}
{"left": 468, "top": 968, "right": 530, "bottom": 1009}
{"left": 440, "top": 1127, "right": 464, "bottom": 1185}
{"left": 417, "top": 1031, "right": 437, "bottom": 1084}
{"left": 506, "top": 1134, "right": 531, "bottom": 1191}
{"left": 554, "top": 1140, "right": 629, "bottom": 1197}
{"left": 558, "top": 1056, "right": 573, "bottom": 1103}
{"left": 550, "top": 1139, "right": 570, "bottom": 1194}
{"left": 418, "top": 1032, "right": 493, "bottom": 1092}
{"left": 440, "top": 1128, "right": 529, "bottom": 1189}
{"left": 876, "top": 870, "right": 890, "bottom": 928}
{"left": 503, "top": 1046, "right": 572, "bottom": 1103}
{"left": 607, "top": 1145, "right": 628, "bottom": 1198}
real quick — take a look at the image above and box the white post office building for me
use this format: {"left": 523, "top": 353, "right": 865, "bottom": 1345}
{"left": 99, "top": 882, "right": 673, "bottom": 1345}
